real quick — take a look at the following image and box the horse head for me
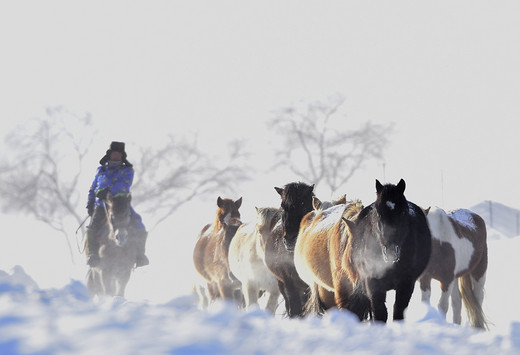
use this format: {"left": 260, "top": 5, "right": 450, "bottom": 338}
{"left": 373, "top": 179, "right": 409, "bottom": 264}
{"left": 275, "top": 182, "right": 315, "bottom": 251}
{"left": 106, "top": 192, "right": 132, "bottom": 247}
{"left": 216, "top": 196, "right": 243, "bottom": 229}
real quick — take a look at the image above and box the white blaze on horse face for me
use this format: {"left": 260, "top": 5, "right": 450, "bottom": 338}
{"left": 223, "top": 212, "right": 231, "bottom": 225}
{"left": 427, "top": 207, "right": 474, "bottom": 276}
{"left": 386, "top": 201, "right": 395, "bottom": 210}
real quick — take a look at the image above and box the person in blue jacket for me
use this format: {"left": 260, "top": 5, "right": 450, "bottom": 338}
{"left": 85, "top": 141, "right": 149, "bottom": 268}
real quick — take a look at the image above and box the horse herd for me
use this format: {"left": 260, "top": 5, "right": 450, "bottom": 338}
{"left": 192, "top": 179, "right": 489, "bottom": 329}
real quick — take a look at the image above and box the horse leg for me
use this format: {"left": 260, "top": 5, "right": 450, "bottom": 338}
{"left": 472, "top": 272, "right": 486, "bottom": 307}
{"left": 451, "top": 278, "right": 462, "bottom": 324}
{"left": 318, "top": 286, "right": 335, "bottom": 310}
{"left": 281, "top": 279, "right": 304, "bottom": 318}
{"left": 86, "top": 269, "right": 102, "bottom": 298}
{"left": 194, "top": 283, "right": 209, "bottom": 309}
{"left": 419, "top": 275, "right": 432, "bottom": 305}
{"left": 304, "top": 283, "right": 323, "bottom": 316}
{"left": 366, "top": 279, "right": 387, "bottom": 322}
{"left": 244, "top": 281, "right": 259, "bottom": 309}
{"left": 370, "top": 290, "right": 388, "bottom": 323}
{"left": 101, "top": 270, "right": 114, "bottom": 296}
{"left": 116, "top": 270, "right": 132, "bottom": 298}
{"left": 393, "top": 281, "right": 416, "bottom": 321}
{"left": 334, "top": 276, "right": 353, "bottom": 310}
{"left": 277, "top": 280, "right": 291, "bottom": 315}
{"left": 208, "top": 282, "right": 220, "bottom": 302}
{"left": 438, "top": 280, "right": 455, "bottom": 318}
{"left": 265, "top": 289, "right": 281, "bottom": 315}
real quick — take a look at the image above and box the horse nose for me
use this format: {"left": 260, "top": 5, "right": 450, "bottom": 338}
{"left": 229, "top": 217, "right": 242, "bottom": 227}
{"left": 283, "top": 237, "right": 296, "bottom": 251}
{"left": 383, "top": 245, "right": 400, "bottom": 264}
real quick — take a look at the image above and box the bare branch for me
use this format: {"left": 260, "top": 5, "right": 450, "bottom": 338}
{"left": 269, "top": 95, "right": 392, "bottom": 196}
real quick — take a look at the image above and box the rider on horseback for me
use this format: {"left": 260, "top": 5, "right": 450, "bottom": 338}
{"left": 85, "top": 141, "right": 149, "bottom": 268}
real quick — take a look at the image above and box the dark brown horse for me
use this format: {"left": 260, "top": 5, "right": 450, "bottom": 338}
{"left": 86, "top": 192, "right": 138, "bottom": 298}
{"left": 264, "top": 182, "right": 315, "bottom": 317}
{"left": 294, "top": 198, "right": 364, "bottom": 315}
{"left": 193, "top": 197, "right": 243, "bottom": 307}
{"left": 419, "top": 207, "right": 488, "bottom": 329}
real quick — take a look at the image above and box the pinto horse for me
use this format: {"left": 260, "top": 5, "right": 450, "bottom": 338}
{"left": 193, "top": 197, "right": 243, "bottom": 307}
{"left": 344, "top": 179, "right": 432, "bottom": 322}
{"left": 419, "top": 207, "right": 488, "bottom": 329}
{"left": 294, "top": 197, "right": 363, "bottom": 315}
{"left": 264, "top": 182, "right": 315, "bottom": 317}
{"left": 228, "top": 207, "right": 282, "bottom": 314}
{"left": 86, "top": 192, "right": 138, "bottom": 298}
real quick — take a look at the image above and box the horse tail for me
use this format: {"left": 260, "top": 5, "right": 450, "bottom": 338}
{"left": 345, "top": 282, "right": 371, "bottom": 322}
{"left": 303, "top": 283, "right": 326, "bottom": 316}
{"left": 459, "top": 273, "right": 488, "bottom": 329}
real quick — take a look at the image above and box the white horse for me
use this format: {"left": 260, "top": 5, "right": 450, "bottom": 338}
{"left": 228, "top": 207, "right": 282, "bottom": 314}
{"left": 419, "top": 207, "right": 488, "bottom": 329}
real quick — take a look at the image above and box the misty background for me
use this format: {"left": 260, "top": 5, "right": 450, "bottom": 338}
{"left": 0, "top": 1, "right": 519, "bottom": 301}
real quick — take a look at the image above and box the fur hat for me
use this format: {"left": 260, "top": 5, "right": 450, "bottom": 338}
{"left": 99, "top": 141, "right": 133, "bottom": 167}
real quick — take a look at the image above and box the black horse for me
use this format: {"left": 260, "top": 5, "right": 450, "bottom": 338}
{"left": 344, "top": 179, "right": 432, "bottom": 322}
{"left": 86, "top": 192, "right": 139, "bottom": 298}
{"left": 264, "top": 182, "right": 315, "bottom": 317}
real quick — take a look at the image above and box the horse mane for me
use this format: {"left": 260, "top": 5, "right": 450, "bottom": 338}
{"left": 342, "top": 199, "right": 363, "bottom": 221}
{"left": 342, "top": 200, "right": 364, "bottom": 284}
{"left": 256, "top": 207, "right": 282, "bottom": 230}
{"left": 279, "top": 181, "right": 315, "bottom": 207}
{"left": 211, "top": 209, "right": 226, "bottom": 235}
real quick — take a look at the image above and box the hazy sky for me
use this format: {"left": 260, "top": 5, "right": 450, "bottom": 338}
{"left": 1, "top": 1, "right": 519, "bottom": 211}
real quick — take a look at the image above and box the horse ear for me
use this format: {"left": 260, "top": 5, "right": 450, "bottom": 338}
{"left": 424, "top": 206, "right": 431, "bottom": 216}
{"left": 397, "top": 179, "right": 406, "bottom": 195}
{"left": 274, "top": 187, "right": 283, "bottom": 196}
{"left": 309, "top": 184, "right": 315, "bottom": 192}
{"left": 235, "top": 197, "right": 243, "bottom": 209}
{"left": 342, "top": 217, "right": 356, "bottom": 231}
{"left": 337, "top": 194, "right": 347, "bottom": 205}
{"left": 376, "top": 180, "right": 384, "bottom": 193}
{"left": 312, "top": 196, "right": 322, "bottom": 210}
{"left": 217, "top": 196, "right": 224, "bottom": 208}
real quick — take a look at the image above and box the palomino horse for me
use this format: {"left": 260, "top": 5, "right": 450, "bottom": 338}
{"left": 419, "top": 207, "right": 488, "bottom": 329}
{"left": 344, "top": 179, "right": 432, "bottom": 322}
{"left": 294, "top": 197, "right": 363, "bottom": 315}
{"left": 193, "top": 197, "right": 243, "bottom": 307}
{"left": 86, "top": 192, "right": 139, "bottom": 298}
{"left": 228, "top": 207, "right": 282, "bottom": 314}
{"left": 264, "top": 182, "right": 315, "bottom": 317}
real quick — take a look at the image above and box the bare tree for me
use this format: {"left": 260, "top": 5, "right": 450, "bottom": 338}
{"left": 269, "top": 95, "right": 392, "bottom": 195}
{"left": 0, "top": 107, "right": 95, "bottom": 261}
{"left": 131, "top": 135, "right": 251, "bottom": 231}
{"left": 0, "top": 107, "right": 252, "bottom": 259}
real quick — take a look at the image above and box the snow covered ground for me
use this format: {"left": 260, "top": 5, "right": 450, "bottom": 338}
{"left": 1, "top": 224, "right": 520, "bottom": 354}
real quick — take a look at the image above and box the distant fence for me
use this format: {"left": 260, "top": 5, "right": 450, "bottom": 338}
{"left": 475, "top": 201, "right": 520, "bottom": 237}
